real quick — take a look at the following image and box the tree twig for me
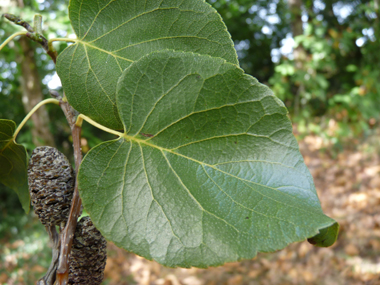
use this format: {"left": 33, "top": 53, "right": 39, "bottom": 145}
{"left": 3, "top": 13, "right": 34, "bottom": 32}
{"left": 2, "top": 14, "right": 83, "bottom": 284}
{"left": 36, "top": 225, "right": 60, "bottom": 285}
{"left": 3, "top": 13, "right": 58, "bottom": 63}
{"left": 53, "top": 94, "right": 83, "bottom": 285}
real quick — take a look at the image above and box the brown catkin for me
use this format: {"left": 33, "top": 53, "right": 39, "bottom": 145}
{"left": 69, "top": 216, "right": 107, "bottom": 285}
{"left": 28, "top": 146, "right": 75, "bottom": 226}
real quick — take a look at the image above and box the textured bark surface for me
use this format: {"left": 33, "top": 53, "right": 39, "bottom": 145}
{"left": 288, "top": 0, "right": 307, "bottom": 115}
{"left": 18, "top": 37, "right": 56, "bottom": 147}
{"left": 288, "top": 0, "right": 306, "bottom": 69}
{"left": 69, "top": 217, "right": 107, "bottom": 285}
{"left": 28, "top": 146, "right": 75, "bottom": 226}
{"left": 2, "top": 0, "right": 56, "bottom": 147}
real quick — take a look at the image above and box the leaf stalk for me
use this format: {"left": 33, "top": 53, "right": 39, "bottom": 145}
{"left": 49, "top": 38, "right": 77, "bottom": 43}
{"left": 0, "top": 31, "right": 27, "bottom": 51}
{"left": 13, "top": 98, "right": 60, "bottom": 140}
{"left": 77, "top": 114, "right": 124, "bottom": 137}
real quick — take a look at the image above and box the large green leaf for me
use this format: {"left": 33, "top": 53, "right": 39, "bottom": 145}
{"left": 0, "top": 120, "right": 30, "bottom": 213}
{"left": 56, "top": 0, "right": 238, "bottom": 130}
{"left": 78, "top": 51, "right": 337, "bottom": 268}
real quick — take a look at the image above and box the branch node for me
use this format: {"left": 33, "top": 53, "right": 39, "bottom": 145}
{"left": 33, "top": 14, "right": 43, "bottom": 34}
{"left": 49, "top": 90, "right": 62, "bottom": 101}
{"left": 3, "top": 13, "right": 58, "bottom": 63}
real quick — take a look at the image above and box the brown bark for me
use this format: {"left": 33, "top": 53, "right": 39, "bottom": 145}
{"left": 289, "top": 0, "right": 306, "bottom": 69}
{"left": 375, "top": 0, "right": 379, "bottom": 44}
{"left": 4, "top": 0, "right": 55, "bottom": 147}
{"left": 288, "top": 0, "right": 307, "bottom": 115}
{"left": 55, "top": 100, "right": 82, "bottom": 285}
{"left": 18, "top": 37, "right": 56, "bottom": 147}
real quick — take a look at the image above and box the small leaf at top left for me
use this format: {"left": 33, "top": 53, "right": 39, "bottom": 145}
{"left": 0, "top": 119, "right": 30, "bottom": 213}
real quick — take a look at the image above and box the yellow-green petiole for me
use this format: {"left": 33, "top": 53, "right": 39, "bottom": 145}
{"left": 13, "top": 98, "right": 60, "bottom": 140}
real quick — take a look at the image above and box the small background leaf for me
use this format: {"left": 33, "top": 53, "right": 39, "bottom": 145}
{"left": 0, "top": 120, "right": 30, "bottom": 213}
{"left": 57, "top": 0, "right": 238, "bottom": 129}
{"left": 78, "top": 51, "right": 337, "bottom": 268}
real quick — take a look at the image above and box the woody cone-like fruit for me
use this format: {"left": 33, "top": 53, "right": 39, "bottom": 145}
{"left": 69, "top": 216, "right": 107, "bottom": 284}
{"left": 28, "top": 146, "right": 75, "bottom": 226}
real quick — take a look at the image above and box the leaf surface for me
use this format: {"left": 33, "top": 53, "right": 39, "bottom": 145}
{"left": 78, "top": 51, "right": 337, "bottom": 267}
{"left": 0, "top": 120, "right": 30, "bottom": 213}
{"left": 57, "top": 0, "right": 238, "bottom": 129}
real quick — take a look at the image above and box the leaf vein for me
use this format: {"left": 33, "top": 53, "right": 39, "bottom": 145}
{"left": 120, "top": 141, "right": 133, "bottom": 228}
{"left": 136, "top": 73, "right": 197, "bottom": 136}
{"left": 83, "top": 44, "right": 116, "bottom": 106}
{"left": 139, "top": 143, "right": 184, "bottom": 246}
{"left": 161, "top": 150, "right": 242, "bottom": 234}
{"left": 112, "top": 36, "right": 224, "bottom": 54}
{"left": 82, "top": 0, "right": 117, "bottom": 41}
{"left": 202, "top": 165, "right": 266, "bottom": 217}
{"left": 86, "top": 7, "right": 171, "bottom": 44}
{"left": 147, "top": 100, "right": 262, "bottom": 140}
{"left": 173, "top": 133, "right": 297, "bottom": 150}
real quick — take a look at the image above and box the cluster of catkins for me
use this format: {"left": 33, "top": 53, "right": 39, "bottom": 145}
{"left": 28, "top": 146, "right": 107, "bottom": 284}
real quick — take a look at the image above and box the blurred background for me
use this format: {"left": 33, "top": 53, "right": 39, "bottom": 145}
{"left": 0, "top": 0, "right": 379, "bottom": 284}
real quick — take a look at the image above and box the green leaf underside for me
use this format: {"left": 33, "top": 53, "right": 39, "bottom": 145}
{"left": 307, "top": 222, "right": 339, "bottom": 247}
{"left": 78, "top": 51, "right": 337, "bottom": 268}
{"left": 57, "top": 0, "right": 238, "bottom": 130}
{"left": 0, "top": 120, "right": 30, "bottom": 213}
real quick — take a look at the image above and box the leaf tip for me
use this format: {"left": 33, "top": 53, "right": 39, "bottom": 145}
{"left": 307, "top": 222, "right": 339, "bottom": 247}
{"left": 22, "top": 202, "right": 30, "bottom": 214}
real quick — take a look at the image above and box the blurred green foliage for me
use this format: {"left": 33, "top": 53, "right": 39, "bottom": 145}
{"left": 207, "top": 0, "right": 291, "bottom": 82}
{"left": 206, "top": 0, "right": 379, "bottom": 144}
{"left": 0, "top": 184, "right": 50, "bottom": 284}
